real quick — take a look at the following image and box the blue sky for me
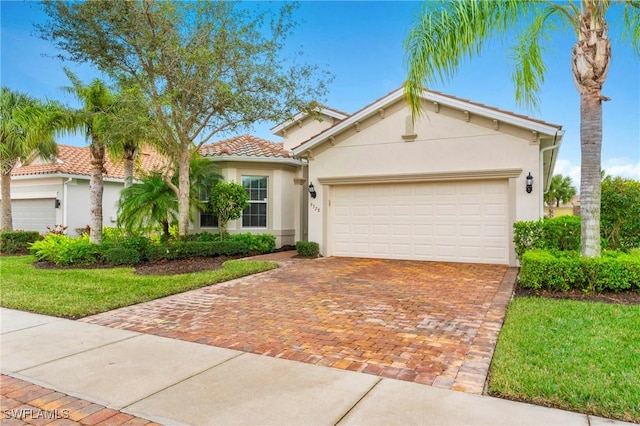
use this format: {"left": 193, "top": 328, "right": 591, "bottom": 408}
{"left": 2, "top": 0, "right": 639, "bottom": 185}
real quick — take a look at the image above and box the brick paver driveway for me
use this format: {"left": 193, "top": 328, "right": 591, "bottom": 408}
{"left": 82, "top": 255, "right": 517, "bottom": 394}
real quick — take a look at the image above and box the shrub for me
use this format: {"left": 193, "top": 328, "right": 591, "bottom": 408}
{"left": 513, "top": 216, "right": 581, "bottom": 260}
{"left": 104, "top": 246, "right": 141, "bottom": 265}
{"left": 209, "top": 182, "right": 249, "bottom": 239}
{"left": 601, "top": 176, "right": 640, "bottom": 250}
{"left": 296, "top": 241, "right": 319, "bottom": 257}
{"left": 56, "top": 239, "right": 104, "bottom": 265}
{"left": 228, "top": 233, "right": 275, "bottom": 253}
{"left": 30, "top": 234, "right": 73, "bottom": 262}
{"left": 146, "top": 240, "right": 249, "bottom": 261}
{"left": 519, "top": 249, "right": 640, "bottom": 292}
{"left": 0, "top": 230, "right": 40, "bottom": 254}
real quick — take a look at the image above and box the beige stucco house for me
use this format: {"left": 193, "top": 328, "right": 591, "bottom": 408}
{"left": 5, "top": 87, "right": 563, "bottom": 265}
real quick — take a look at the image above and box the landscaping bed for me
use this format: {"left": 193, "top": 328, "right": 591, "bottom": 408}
{"left": 514, "top": 281, "right": 640, "bottom": 305}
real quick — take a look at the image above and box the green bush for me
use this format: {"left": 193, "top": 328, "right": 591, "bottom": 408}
{"left": 104, "top": 246, "right": 141, "bottom": 265}
{"left": 0, "top": 230, "right": 41, "bottom": 254}
{"left": 514, "top": 216, "right": 581, "bottom": 260}
{"left": 296, "top": 241, "right": 319, "bottom": 257}
{"left": 601, "top": 176, "right": 640, "bottom": 250}
{"left": 146, "top": 240, "right": 249, "bottom": 261}
{"left": 228, "top": 233, "right": 275, "bottom": 253}
{"left": 56, "top": 239, "right": 104, "bottom": 265}
{"left": 519, "top": 249, "right": 640, "bottom": 292}
{"left": 30, "top": 234, "right": 73, "bottom": 262}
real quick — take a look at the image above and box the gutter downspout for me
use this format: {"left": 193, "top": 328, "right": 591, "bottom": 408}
{"left": 62, "top": 178, "right": 72, "bottom": 227}
{"left": 539, "top": 130, "right": 561, "bottom": 217}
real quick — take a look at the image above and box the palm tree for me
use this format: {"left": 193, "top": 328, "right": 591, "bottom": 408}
{"left": 545, "top": 174, "right": 577, "bottom": 218}
{"left": 405, "top": 0, "right": 639, "bottom": 257}
{"left": 118, "top": 171, "right": 178, "bottom": 238}
{"left": 117, "top": 154, "right": 220, "bottom": 238}
{"left": 0, "top": 88, "right": 72, "bottom": 231}
{"left": 62, "top": 69, "right": 115, "bottom": 244}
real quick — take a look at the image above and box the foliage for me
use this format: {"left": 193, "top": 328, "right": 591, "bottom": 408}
{"left": 56, "top": 238, "right": 104, "bottom": 266}
{"left": 228, "top": 233, "right": 275, "bottom": 254}
{"left": 519, "top": 249, "right": 640, "bottom": 292}
{"left": 209, "top": 182, "right": 249, "bottom": 238}
{"left": 601, "top": 176, "right": 640, "bottom": 250}
{"left": 0, "top": 87, "right": 72, "bottom": 231}
{"left": 0, "top": 255, "right": 277, "bottom": 318}
{"left": 40, "top": 1, "right": 331, "bottom": 237}
{"left": 513, "top": 216, "right": 581, "bottom": 260}
{"left": 489, "top": 297, "right": 640, "bottom": 423}
{"left": 544, "top": 174, "right": 577, "bottom": 218}
{"left": 103, "top": 246, "right": 141, "bottom": 266}
{"left": 46, "top": 224, "right": 68, "bottom": 235}
{"left": 29, "top": 234, "right": 73, "bottom": 262}
{"left": 146, "top": 241, "right": 250, "bottom": 262}
{"left": 296, "top": 241, "right": 319, "bottom": 257}
{"left": 0, "top": 230, "right": 40, "bottom": 254}
{"left": 404, "top": 1, "right": 640, "bottom": 258}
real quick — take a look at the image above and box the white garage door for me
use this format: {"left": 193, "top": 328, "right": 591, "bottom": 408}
{"left": 0, "top": 198, "right": 56, "bottom": 233}
{"left": 331, "top": 180, "right": 509, "bottom": 264}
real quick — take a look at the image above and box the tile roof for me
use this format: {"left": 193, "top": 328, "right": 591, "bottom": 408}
{"left": 11, "top": 144, "right": 168, "bottom": 179}
{"left": 200, "top": 134, "right": 291, "bottom": 159}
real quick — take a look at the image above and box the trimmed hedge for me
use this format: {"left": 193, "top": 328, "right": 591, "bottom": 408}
{"left": 146, "top": 241, "right": 249, "bottom": 261}
{"left": 514, "top": 216, "right": 581, "bottom": 260}
{"left": 519, "top": 249, "right": 640, "bottom": 292}
{"left": 296, "top": 241, "right": 319, "bottom": 257}
{"left": 0, "top": 230, "right": 40, "bottom": 254}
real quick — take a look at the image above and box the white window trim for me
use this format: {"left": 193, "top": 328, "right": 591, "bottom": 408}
{"left": 242, "top": 175, "right": 268, "bottom": 229}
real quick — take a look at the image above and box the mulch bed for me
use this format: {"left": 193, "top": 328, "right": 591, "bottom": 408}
{"left": 514, "top": 281, "right": 640, "bottom": 305}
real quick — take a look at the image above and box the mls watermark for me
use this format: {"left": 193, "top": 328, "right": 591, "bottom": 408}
{"left": 3, "top": 408, "right": 70, "bottom": 420}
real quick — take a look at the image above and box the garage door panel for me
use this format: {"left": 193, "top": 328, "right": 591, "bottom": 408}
{"left": 3, "top": 198, "right": 56, "bottom": 233}
{"left": 331, "top": 180, "right": 509, "bottom": 264}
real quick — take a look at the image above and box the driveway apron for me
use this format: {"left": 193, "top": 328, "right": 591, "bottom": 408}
{"left": 81, "top": 256, "right": 517, "bottom": 394}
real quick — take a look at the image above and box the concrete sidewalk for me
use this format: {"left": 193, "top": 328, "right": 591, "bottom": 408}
{"left": 0, "top": 308, "right": 632, "bottom": 425}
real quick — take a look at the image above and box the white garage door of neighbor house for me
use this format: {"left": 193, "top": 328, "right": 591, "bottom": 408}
{"left": 331, "top": 180, "right": 509, "bottom": 264}
{"left": 5, "top": 198, "right": 56, "bottom": 233}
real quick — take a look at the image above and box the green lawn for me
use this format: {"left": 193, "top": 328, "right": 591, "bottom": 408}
{"left": 489, "top": 297, "right": 640, "bottom": 423}
{"left": 0, "top": 255, "right": 277, "bottom": 319}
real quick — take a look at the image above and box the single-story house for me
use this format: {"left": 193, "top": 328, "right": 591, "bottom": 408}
{"left": 2, "top": 145, "right": 166, "bottom": 235}
{"left": 5, "top": 86, "right": 563, "bottom": 266}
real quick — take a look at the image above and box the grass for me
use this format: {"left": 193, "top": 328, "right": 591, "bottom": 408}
{"left": 489, "top": 297, "right": 640, "bottom": 423}
{"left": 0, "top": 255, "right": 277, "bottom": 319}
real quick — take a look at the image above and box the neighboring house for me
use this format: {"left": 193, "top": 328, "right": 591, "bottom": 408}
{"left": 5, "top": 86, "right": 564, "bottom": 266}
{"left": 3, "top": 145, "right": 165, "bottom": 235}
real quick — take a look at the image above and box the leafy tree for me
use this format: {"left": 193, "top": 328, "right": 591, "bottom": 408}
{"left": 545, "top": 174, "right": 577, "bottom": 218}
{"left": 600, "top": 175, "right": 640, "bottom": 250}
{"left": 62, "top": 69, "right": 115, "bottom": 244}
{"left": 0, "top": 88, "right": 72, "bottom": 231}
{"left": 40, "top": 0, "right": 330, "bottom": 237}
{"left": 209, "top": 182, "right": 249, "bottom": 239}
{"left": 405, "top": 0, "right": 640, "bottom": 257}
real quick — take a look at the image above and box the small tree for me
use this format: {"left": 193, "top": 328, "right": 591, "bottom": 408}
{"left": 209, "top": 182, "right": 249, "bottom": 240}
{"left": 601, "top": 176, "right": 640, "bottom": 250}
{"left": 544, "top": 174, "right": 577, "bottom": 218}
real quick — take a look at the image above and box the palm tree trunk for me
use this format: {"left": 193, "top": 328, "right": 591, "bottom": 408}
{"left": 1, "top": 165, "right": 15, "bottom": 231}
{"left": 123, "top": 146, "right": 138, "bottom": 189}
{"left": 89, "top": 143, "right": 105, "bottom": 244}
{"left": 580, "top": 93, "right": 602, "bottom": 257}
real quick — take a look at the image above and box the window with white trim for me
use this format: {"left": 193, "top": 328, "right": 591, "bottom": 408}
{"left": 242, "top": 176, "right": 267, "bottom": 228}
{"left": 199, "top": 187, "right": 218, "bottom": 228}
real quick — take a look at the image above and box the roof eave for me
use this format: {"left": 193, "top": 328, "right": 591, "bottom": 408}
{"left": 205, "top": 155, "right": 303, "bottom": 166}
{"left": 271, "top": 108, "right": 349, "bottom": 135}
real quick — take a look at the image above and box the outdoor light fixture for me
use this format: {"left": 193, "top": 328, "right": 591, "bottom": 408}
{"left": 55, "top": 199, "right": 61, "bottom": 209}
{"left": 308, "top": 182, "right": 317, "bottom": 199}
{"left": 526, "top": 172, "right": 534, "bottom": 194}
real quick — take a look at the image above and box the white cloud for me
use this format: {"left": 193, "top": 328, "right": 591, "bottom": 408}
{"left": 553, "top": 157, "right": 640, "bottom": 191}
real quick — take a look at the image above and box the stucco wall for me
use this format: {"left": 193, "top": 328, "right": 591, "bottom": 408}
{"left": 305, "top": 101, "right": 544, "bottom": 264}
{"left": 66, "top": 179, "right": 123, "bottom": 236}
{"left": 194, "top": 161, "right": 298, "bottom": 247}
{"left": 280, "top": 114, "right": 339, "bottom": 151}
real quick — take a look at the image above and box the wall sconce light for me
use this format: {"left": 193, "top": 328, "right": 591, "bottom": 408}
{"left": 308, "top": 182, "right": 317, "bottom": 199}
{"left": 55, "top": 199, "right": 61, "bottom": 208}
{"left": 526, "top": 172, "right": 533, "bottom": 194}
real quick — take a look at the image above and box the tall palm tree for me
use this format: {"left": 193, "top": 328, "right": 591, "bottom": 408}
{"left": 405, "top": 0, "right": 639, "bottom": 257}
{"left": 545, "top": 174, "right": 578, "bottom": 218}
{"left": 63, "top": 69, "right": 115, "bottom": 244}
{"left": 0, "top": 88, "right": 72, "bottom": 231}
